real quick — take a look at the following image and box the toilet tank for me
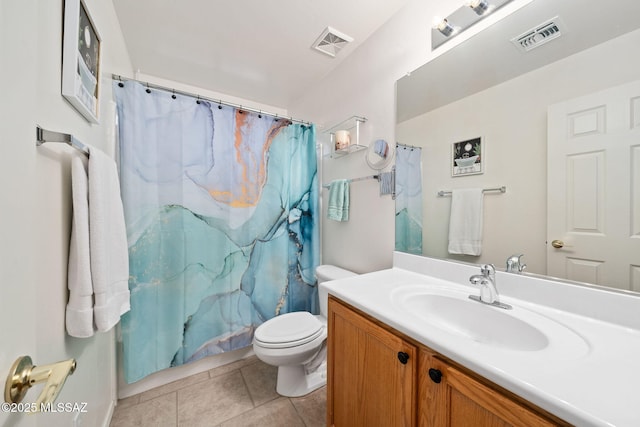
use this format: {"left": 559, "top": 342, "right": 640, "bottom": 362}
{"left": 316, "top": 265, "right": 357, "bottom": 317}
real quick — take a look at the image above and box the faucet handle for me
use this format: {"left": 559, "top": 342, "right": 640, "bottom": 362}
{"left": 518, "top": 255, "right": 527, "bottom": 273}
{"left": 480, "top": 264, "right": 495, "bottom": 277}
{"left": 506, "top": 254, "right": 526, "bottom": 273}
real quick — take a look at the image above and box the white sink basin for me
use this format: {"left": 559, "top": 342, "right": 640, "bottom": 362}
{"left": 391, "top": 285, "right": 589, "bottom": 356}
{"left": 397, "top": 293, "right": 547, "bottom": 350}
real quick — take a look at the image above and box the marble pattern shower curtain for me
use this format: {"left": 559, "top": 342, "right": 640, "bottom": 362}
{"left": 395, "top": 145, "right": 423, "bottom": 254}
{"left": 114, "top": 82, "right": 319, "bottom": 383}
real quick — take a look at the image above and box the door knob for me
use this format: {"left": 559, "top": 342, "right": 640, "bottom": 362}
{"left": 551, "top": 239, "right": 573, "bottom": 249}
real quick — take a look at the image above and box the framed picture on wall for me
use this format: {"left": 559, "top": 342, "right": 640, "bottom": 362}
{"left": 452, "top": 137, "right": 483, "bottom": 177}
{"left": 62, "top": 0, "right": 102, "bottom": 124}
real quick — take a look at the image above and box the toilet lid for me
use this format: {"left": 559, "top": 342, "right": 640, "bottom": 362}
{"left": 254, "top": 311, "right": 323, "bottom": 348}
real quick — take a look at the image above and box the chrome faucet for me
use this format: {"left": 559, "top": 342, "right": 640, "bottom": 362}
{"left": 506, "top": 254, "right": 526, "bottom": 273}
{"left": 469, "top": 264, "right": 497, "bottom": 303}
{"left": 469, "top": 264, "right": 511, "bottom": 309}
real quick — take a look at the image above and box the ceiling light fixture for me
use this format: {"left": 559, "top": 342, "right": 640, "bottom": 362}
{"left": 468, "top": 0, "right": 490, "bottom": 16}
{"left": 433, "top": 17, "right": 455, "bottom": 37}
{"left": 431, "top": 0, "right": 514, "bottom": 49}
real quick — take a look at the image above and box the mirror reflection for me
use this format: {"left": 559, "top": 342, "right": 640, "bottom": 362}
{"left": 366, "top": 139, "right": 395, "bottom": 170}
{"left": 395, "top": 0, "right": 640, "bottom": 293}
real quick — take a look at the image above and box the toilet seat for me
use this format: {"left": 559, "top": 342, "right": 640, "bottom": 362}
{"left": 254, "top": 312, "right": 324, "bottom": 349}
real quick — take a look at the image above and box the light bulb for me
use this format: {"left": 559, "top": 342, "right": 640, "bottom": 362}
{"left": 433, "top": 17, "right": 455, "bottom": 37}
{"left": 467, "top": 0, "right": 490, "bottom": 15}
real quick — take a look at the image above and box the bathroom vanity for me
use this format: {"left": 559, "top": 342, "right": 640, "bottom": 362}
{"left": 323, "top": 252, "right": 640, "bottom": 427}
{"left": 328, "top": 297, "right": 566, "bottom": 426}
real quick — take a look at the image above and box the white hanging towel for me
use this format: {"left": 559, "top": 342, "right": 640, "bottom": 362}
{"left": 66, "top": 155, "right": 94, "bottom": 337}
{"left": 448, "top": 188, "right": 484, "bottom": 256}
{"left": 66, "top": 148, "right": 130, "bottom": 337}
{"left": 88, "top": 147, "right": 131, "bottom": 332}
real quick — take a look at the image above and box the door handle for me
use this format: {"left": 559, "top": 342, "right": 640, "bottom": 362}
{"left": 5, "top": 356, "right": 76, "bottom": 410}
{"left": 551, "top": 239, "right": 573, "bottom": 249}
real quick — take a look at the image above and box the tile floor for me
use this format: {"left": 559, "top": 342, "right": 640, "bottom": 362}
{"left": 110, "top": 356, "right": 326, "bottom": 427}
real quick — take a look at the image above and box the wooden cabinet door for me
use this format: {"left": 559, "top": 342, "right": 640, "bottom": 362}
{"left": 328, "top": 297, "right": 416, "bottom": 427}
{"left": 419, "top": 350, "right": 561, "bottom": 427}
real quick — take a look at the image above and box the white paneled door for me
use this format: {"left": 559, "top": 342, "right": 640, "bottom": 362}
{"left": 547, "top": 80, "right": 640, "bottom": 292}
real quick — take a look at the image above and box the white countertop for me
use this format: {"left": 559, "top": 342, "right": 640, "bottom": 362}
{"left": 322, "top": 253, "right": 640, "bottom": 427}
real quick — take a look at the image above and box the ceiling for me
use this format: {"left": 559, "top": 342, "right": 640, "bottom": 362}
{"left": 112, "top": 0, "right": 410, "bottom": 109}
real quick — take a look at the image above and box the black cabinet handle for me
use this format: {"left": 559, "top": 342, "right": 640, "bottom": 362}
{"left": 428, "top": 368, "right": 442, "bottom": 383}
{"left": 397, "top": 351, "right": 410, "bottom": 364}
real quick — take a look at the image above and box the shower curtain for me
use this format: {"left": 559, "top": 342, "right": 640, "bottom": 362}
{"left": 395, "top": 145, "right": 423, "bottom": 254}
{"left": 114, "top": 82, "right": 319, "bottom": 383}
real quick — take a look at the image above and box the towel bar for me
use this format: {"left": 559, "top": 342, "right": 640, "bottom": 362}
{"left": 438, "top": 186, "right": 506, "bottom": 197}
{"left": 36, "top": 126, "right": 89, "bottom": 155}
{"left": 321, "top": 175, "right": 379, "bottom": 189}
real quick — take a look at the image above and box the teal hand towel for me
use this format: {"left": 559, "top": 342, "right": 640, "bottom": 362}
{"left": 327, "top": 179, "right": 350, "bottom": 221}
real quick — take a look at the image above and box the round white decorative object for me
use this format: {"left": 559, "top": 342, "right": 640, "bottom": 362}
{"left": 365, "top": 139, "right": 395, "bottom": 170}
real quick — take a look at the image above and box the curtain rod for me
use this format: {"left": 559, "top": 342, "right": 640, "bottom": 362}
{"left": 112, "top": 74, "right": 313, "bottom": 126}
{"left": 396, "top": 142, "right": 420, "bottom": 150}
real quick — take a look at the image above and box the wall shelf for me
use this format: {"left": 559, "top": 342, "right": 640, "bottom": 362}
{"left": 323, "top": 116, "right": 367, "bottom": 158}
{"left": 332, "top": 144, "right": 367, "bottom": 158}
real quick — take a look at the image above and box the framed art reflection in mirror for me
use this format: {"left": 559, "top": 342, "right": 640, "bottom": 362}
{"left": 452, "top": 137, "right": 482, "bottom": 177}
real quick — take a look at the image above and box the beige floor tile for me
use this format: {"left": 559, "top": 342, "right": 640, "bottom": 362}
{"left": 220, "top": 397, "right": 305, "bottom": 427}
{"left": 209, "top": 355, "right": 259, "bottom": 379}
{"left": 115, "top": 394, "right": 141, "bottom": 410}
{"left": 110, "top": 356, "right": 325, "bottom": 427}
{"left": 240, "top": 360, "right": 278, "bottom": 406}
{"left": 140, "top": 371, "right": 210, "bottom": 402}
{"left": 177, "top": 370, "right": 253, "bottom": 427}
{"left": 110, "top": 392, "right": 177, "bottom": 427}
{"left": 291, "top": 386, "right": 327, "bottom": 427}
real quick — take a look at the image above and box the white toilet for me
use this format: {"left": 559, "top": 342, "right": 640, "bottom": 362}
{"left": 252, "top": 265, "right": 357, "bottom": 397}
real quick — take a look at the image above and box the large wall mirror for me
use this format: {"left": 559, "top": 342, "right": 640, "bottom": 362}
{"left": 395, "top": 0, "right": 640, "bottom": 293}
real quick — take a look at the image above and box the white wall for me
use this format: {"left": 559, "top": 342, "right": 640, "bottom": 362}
{"left": 0, "top": 1, "right": 132, "bottom": 426}
{"left": 289, "top": 0, "right": 532, "bottom": 273}
{"left": 397, "top": 28, "right": 640, "bottom": 275}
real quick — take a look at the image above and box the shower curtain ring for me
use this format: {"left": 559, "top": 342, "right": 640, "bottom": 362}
{"left": 117, "top": 76, "right": 124, "bottom": 88}
{"left": 171, "top": 89, "right": 176, "bottom": 100}
{"left": 145, "top": 83, "right": 151, "bottom": 94}
{"left": 196, "top": 96, "right": 201, "bottom": 105}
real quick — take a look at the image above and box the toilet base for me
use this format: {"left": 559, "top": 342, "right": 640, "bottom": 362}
{"left": 276, "top": 363, "right": 326, "bottom": 397}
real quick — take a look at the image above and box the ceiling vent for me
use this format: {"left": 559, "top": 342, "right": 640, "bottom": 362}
{"left": 511, "top": 17, "right": 564, "bottom": 52}
{"left": 312, "top": 27, "right": 353, "bottom": 58}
